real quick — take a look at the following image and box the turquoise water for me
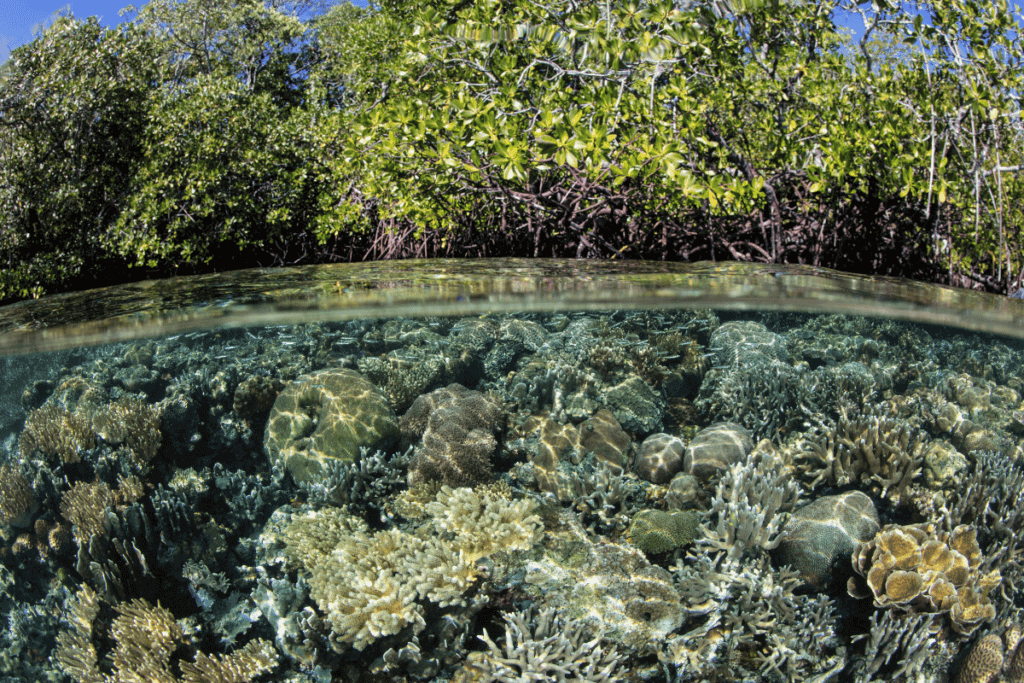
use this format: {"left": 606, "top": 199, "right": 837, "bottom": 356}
{"left": 0, "top": 261, "right": 1023, "bottom": 683}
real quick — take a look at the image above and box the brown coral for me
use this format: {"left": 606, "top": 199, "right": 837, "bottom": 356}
{"left": 91, "top": 397, "right": 162, "bottom": 469}
{"left": 19, "top": 403, "right": 95, "bottom": 463}
{"left": 955, "top": 634, "right": 1004, "bottom": 683}
{"left": 402, "top": 383, "right": 505, "bottom": 487}
{"left": 0, "top": 463, "right": 37, "bottom": 528}
{"left": 54, "top": 585, "right": 278, "bottom": 683}
{"left": 848, "top": 523, "right": 1000, "bottom": 636}
{"left": 794, "top": 409, "right": 923, "bottom": 503}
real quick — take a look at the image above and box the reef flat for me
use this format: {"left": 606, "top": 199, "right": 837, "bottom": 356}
{"left": 1, "top": 310, "right": 1023, "bottom": 683}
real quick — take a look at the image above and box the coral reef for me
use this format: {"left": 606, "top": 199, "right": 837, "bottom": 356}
{"left": 401, "top": 383, "right": 506, "bottom": 487}
{"left": 793, "top": 406, "right": 925, "bottom": 502}
{"left": 626, "top": 509, "right": 700, "bottom": 555}
{"left": 956, "top": 634, "right": 1003, "bottom": 683}
{"left": 699, "top": 443, "right": 799, "bottom": 562}
{"left": 264, "top": 368, "right": 399, "bottom": 485}
{"left": 578, "top": 408, "right": 631, "bottom": 474}
{"left": 282, "top": 485, "right": 541, "bottom": 651}
{"left": 54, "top": 585, "right": 278, "bottom": 683}
{"left": 848, "top": 523, "right": 1001, "bottom": 636}
{"left": 668, "top": 553, "right": 843, "bottom": 681}
{"left": 0, "top": 463, "right": 37, "bottom": 528}
{"left": 19, "top": 403, "right": 95, "bottom": 463}
{"left": 456, "top": 606, "right": 619, "bottom": 683}
{"left": 91, "top": 396, "right": 162, "bottom": 471}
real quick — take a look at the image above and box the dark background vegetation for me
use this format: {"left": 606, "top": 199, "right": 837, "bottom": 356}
{"left": 1, "top": 0, "right": 1022, "bottom": 304}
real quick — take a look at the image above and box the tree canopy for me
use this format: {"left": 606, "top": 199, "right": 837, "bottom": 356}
{"left": 0, "top": 0, "right": 1022, "bottom": 302}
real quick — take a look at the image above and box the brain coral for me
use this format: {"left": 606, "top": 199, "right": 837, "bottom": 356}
{"left": 264, "top": 368, "right": 398, "bottom": 485}
{"left": 775, "top": 490, "right": 880, "bottom": 589}
{"left": 579, "top": 409, "right": 631, "bottom": 474}
{"left": 633, "top": 433, "right": 685, "bottom": 484}
{"left": 684, "top": 422, "right": 753, "bottom": 483}
{"left": 626, "top": 509, "right": 700, "bottom": 555}
{"left": 401, "top": 383, "right": 506, "bottom": 487}
{"left": 848, "top": 523, "right": 1001, "bottom": 636}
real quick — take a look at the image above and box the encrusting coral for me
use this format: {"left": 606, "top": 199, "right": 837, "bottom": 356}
{"left": 848, "top": 522, "right": 1000, "bottom": 636}
{"left": 282, "top": 485, "right": 541, "bottom": 650}
{"left": 54, "top": 585, "right": 278, "bottom": 683}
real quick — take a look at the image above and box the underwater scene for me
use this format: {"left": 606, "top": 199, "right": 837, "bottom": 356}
{"left": 1, "top": 308, "right": 1023, "bottom": 683}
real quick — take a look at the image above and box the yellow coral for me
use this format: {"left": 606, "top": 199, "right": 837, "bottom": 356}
{"left": 284, "top": 486, "right": 542, "bottom": 650}
{"left": 849, "top": 523, "right": 1000, "bottom": 636}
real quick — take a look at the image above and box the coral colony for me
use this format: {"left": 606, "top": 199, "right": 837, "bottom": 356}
{"left": 1, "top": 311, "right": 1024, "bottom": 682}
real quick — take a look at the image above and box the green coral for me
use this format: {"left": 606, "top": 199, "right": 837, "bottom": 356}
{"left": 626, "top": 510, "right": 700, "bottom": 554}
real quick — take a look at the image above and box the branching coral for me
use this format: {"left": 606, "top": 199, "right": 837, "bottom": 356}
{"left": 91, "top": 396, "right": 162, "bottom": 470}
{"left": 793, "top": 407, "right": 923, "bottom": 502}
{"left": 699, "top": 446, "right": 799, "bottom": 563}
{"left": 0, "top": 463, "right": 37, "bottom": 528}
{"left": 457, "top": 606, "right": 619, "bottom": 683}
{"left": 54, "top": 585, "right": 278, "bottom": 683}
{"left": 848, "top": 611, "right": 935, "bottom": 683}
{"left": 283, "top": 486, "right": 542, "bottom": 651}
{"left": 19, "top": 403, "right": 95, "bottom": 463}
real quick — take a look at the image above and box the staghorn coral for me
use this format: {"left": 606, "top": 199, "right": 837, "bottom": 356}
{"left": 793, "top": 406, "right": 925, "bottom": 503}
{"left": 402, "top": 383, "right": 506, "bottom": 487}
{"left": 667, "top": 552, "right": 843, "bottom": 681}
{"left": 54, "top": 585, "right": 278, "bottom": 683}
{"left": 455, "top": 605, "right": 619, "bottom": 683}
{"left": 699, "top": 443, "right": 799, "bottom": 563}
{"left": 297, "top": 446, "right": 410, "bottom": 513}
{"left": 0, "top": 463, "right": 37, "bottom": 528}
{"left": 848, "top": 523, "right": 1001, "bottom": 636}
{"left": 848, "top": 611, "right": 935, "bottom": 683}
{"left": 91, "top": 396, "right": 162, "bottom": 470}
{"left": 19, "top": 403, "right": 95, "bottom": 463}
{"left": 60, "top": 478, "right": 142, "bottom": 547}
{"left": 939, "top": 452, "right": 1024, "bottom": 600}
{"left": 282, "top": 485, "right": 541, "bottom": 651}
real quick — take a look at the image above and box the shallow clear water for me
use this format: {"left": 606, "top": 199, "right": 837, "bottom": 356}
{"left": 1, "top": 261, "right": 1023, "bottom": 683}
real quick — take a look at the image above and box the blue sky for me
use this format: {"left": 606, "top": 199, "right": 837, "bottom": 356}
{"left": 2, "top": 1, "right": 869, "bottom": 64}
{"left": 0, "top": 0, "right": 135, "bottom": 61}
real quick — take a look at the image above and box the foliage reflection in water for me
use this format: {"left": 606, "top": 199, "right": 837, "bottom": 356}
{"left": 1, "top": 308, "right": 1023, "bottom": 683}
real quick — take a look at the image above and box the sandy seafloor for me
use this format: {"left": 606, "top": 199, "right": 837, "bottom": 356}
{"left": 0, "top": 308, "right": 1023, "bottom": 683}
